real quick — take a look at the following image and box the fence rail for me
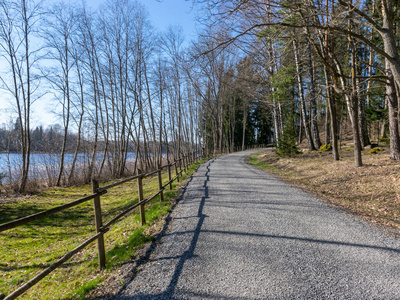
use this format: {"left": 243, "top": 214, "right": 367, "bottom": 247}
{"left": 0, "top": 151, "right": 202, "bottom": 300}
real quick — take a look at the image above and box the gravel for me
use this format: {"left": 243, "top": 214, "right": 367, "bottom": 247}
{"left": 104, "top": 150, "right": 400, "bottom": 299}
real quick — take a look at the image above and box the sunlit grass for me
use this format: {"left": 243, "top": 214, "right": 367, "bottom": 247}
{"left": 0, "top": 159, "right": 205, "bottom": 299}
{"left": 247, "top": 151, "right": 276, "bottom": 171}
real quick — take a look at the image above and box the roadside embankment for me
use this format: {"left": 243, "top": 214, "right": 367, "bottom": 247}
{"left": 248, "top": 145, "right": 400, "bottom": 235}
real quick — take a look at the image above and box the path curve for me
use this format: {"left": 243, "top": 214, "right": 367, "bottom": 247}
{"left": 113, "top": 150, "right": 400, "bottom": 299}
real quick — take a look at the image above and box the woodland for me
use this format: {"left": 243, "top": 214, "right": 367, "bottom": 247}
{"left": 0, "top": 0, "right": 400, "bottom": 194}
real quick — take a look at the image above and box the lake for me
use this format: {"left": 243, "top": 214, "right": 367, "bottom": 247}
{"left": 0, "top": 152, "right": 137, "bottom": 183}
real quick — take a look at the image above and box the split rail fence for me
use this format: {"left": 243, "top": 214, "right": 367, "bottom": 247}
{"left": 0, "top": 152, "right": 202, "bottom": 300}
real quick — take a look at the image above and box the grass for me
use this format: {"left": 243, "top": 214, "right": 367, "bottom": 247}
{"left": 0, "top": 159, "right": 205, "bottom": 299}
{"left": 248, "top": 143, "right": 400, "bottom": 235}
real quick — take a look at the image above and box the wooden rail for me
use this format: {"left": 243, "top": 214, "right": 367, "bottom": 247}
{"left": 0, "top": 151, "right": 202, "bottom": 300}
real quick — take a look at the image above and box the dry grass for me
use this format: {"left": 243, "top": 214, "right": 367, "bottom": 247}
{"left": 250, "top": 143, "right": 400, "bottom": 235}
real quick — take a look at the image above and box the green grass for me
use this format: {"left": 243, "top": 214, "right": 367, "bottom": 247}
{"left": 0, "top": 159, "right": 205, "bottom": 299}
{"left": 247, "top": 151, "right": 276, "bottom": 171}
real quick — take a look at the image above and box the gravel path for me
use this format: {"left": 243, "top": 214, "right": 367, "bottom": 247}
{"left": 112, "top": 150, "right": 400, "bottom": 299}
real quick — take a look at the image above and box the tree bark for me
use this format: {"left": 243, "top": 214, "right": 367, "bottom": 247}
{"left": 242, "top": 101, "right": 248, "bottom": 151}
{"left": 380, "top": 0, "right": 400, "bottom": 90}
{"left": 293, "top": 39, "right": 315, "bottom": 151}
{"left": 385, "top": 59, "right": 400, "bottom": 160}
{"left": 307, "top": 43, "right": 321, "bottom": 149}
{"left": 349, "top": 30, "right": 363, "bottom": 167}
{"left": 356, "top": 68, "right": 370, "bottom": 148}
{"left": 323, "top": 66, "right": 339, "bottom": 161}
{"left": 325, "top": 104, "right": 330, "bottom": 146}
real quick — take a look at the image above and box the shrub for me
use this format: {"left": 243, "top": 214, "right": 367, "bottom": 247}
{"left": 319, "top": 144, "right": 332, "bottom": 152}
{"left": 275, "top": 128, "right": 301, "bottom": 157}
{"left": 379, "top": 137, "right": 390, "bottom": 145}
{"left": 367, "top": 147, "right": 384, "bottom": 155}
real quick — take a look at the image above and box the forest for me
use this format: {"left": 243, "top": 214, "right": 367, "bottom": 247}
{"left": 0, "top": 0, "right": 399, "bottom": 193}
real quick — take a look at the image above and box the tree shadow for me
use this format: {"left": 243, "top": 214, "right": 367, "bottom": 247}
{"left": 88, "top": 157, "right": 400, "bottom": 299}
{"left": 91, "top": 160, "right": 214, "bottom": 300}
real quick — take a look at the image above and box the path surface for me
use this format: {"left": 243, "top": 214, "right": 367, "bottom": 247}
{"left": 114, "top": 150, "right": 400, "bottom": 299}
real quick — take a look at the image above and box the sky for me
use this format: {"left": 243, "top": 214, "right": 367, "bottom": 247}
{"left": 0, "top": 0, "right": 198, "bottom": 130}
{"left": 137, "top": 0, "right": 198, "bottom": 39}
{"left": 87, "top": 0, "right": 198, "bottom": 40}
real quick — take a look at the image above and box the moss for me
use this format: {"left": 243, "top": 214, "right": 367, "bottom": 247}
{"left": 379, "top": 137, "right": 390, "bottom": 145}
{"left": 367, "top": 147, "right": 384, "bottom": 154}
{"left": 319, "top": 144, "right": 332, "bottom": 152}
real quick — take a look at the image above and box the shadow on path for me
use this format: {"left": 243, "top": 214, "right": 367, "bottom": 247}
{"left": 161, "top": 229, "right": 399, "bottom": 254}
{"left": 91, "top": 155, "right": 399, "bottom": 299}
{"left": 105, "top": 159, "right": 214, "bottom": 300}
{"left": 162, "top": 160, "right": 212, "bottom": 297}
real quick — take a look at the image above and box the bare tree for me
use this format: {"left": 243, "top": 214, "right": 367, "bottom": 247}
{"left": 0, "top": 0, "right": 42, "bottom": 192}
{"left": 43, "top": 1, "right": 77, "bottom": 186}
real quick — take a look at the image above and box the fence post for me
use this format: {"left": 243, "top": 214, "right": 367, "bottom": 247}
{"left": 179, "top": 156, "right": 183, "bottom": 175}
{"left": 158, "top": 164, "right": 164, "bottom": 201}
{"left": 181, "top": 156, "right": 184, "bottom": 174}
{"left": 174, "top": 159, "right": 179, "bottom": 182}
{"left": 137, "top": 169, "right": 146, "bottom": 226}
{"left": 167, "top": 161, "right": 172, "bottom": 190}
{"left": 91, "top": 179, "right": 106, "bottom": 270}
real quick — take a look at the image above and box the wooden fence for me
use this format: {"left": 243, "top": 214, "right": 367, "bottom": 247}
{"left": 0, "top": 152, "right": 202, "bottom": 300}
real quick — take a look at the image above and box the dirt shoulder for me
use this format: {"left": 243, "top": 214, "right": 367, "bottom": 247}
{"left": 248, "top": 144, "right": 400, "bottom": 237}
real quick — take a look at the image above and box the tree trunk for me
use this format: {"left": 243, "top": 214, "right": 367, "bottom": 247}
{"left": 356, "top": 72, "right": 370, "bottom": 147}
{"left": 68, "top": 49, "right": 85, "bottom": 186}
{"left": 385, "top": 59, "right": 400, "bottom": 160}
{"left": 17, "top": 0, "right": 32, "bottom": 193}
{"left": 293, "top": 39, "right": 315, "bottom": 151}
{"left": 350, "top": 93, "right": 363, "bottom": 167}
{"left": 380, "top": 121, "right": 388, "bottom": 139}
{"left": 242, "top": 101, "right": 248, "bottom": 151}
{"left": 298, "top": 105, "right": 303, "bottom": 144}
{"left": 381, "top": 0, "right": 400, "bottom": 92}
{"left": 307, "top": 43, "right": 321, "bottom": 149}
{"left": 273, "top": 99, "right": 280, "bottom": 146}
{"left": 56, "top": 36, "right": 70, "bottom": 186}
{"left": 358, "top": 94, "right": 370, "bottom": 148}
{"left": 325, "top": 104, "right": 330, "bottom": 146}
{"left": 323, "top": 66, "right": 339, "bottom": 161}
{"left": 350, "top": 32, "right": 363, "bottom": 167}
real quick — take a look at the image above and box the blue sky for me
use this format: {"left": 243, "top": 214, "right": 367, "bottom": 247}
{"left": 87, "top": 0, "right": 198, "bottom": 42}
{"left": 138, "top": 0, "right": 198, "bottom": 40}
{"left": 0, "top": 0, "right": 198, "bottom": 129}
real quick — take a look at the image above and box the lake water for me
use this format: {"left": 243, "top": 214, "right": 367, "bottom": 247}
{"left": 0, "top": 152, "right": 137, "bottom": 183}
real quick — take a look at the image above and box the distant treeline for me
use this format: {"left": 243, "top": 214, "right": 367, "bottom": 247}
{"left": 0, "top": 122, "right": 138, "bottom": 154}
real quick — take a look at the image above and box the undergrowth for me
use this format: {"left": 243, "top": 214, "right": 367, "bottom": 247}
{"left": 0, "top": 159, "right": 205, "bottom": 299}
